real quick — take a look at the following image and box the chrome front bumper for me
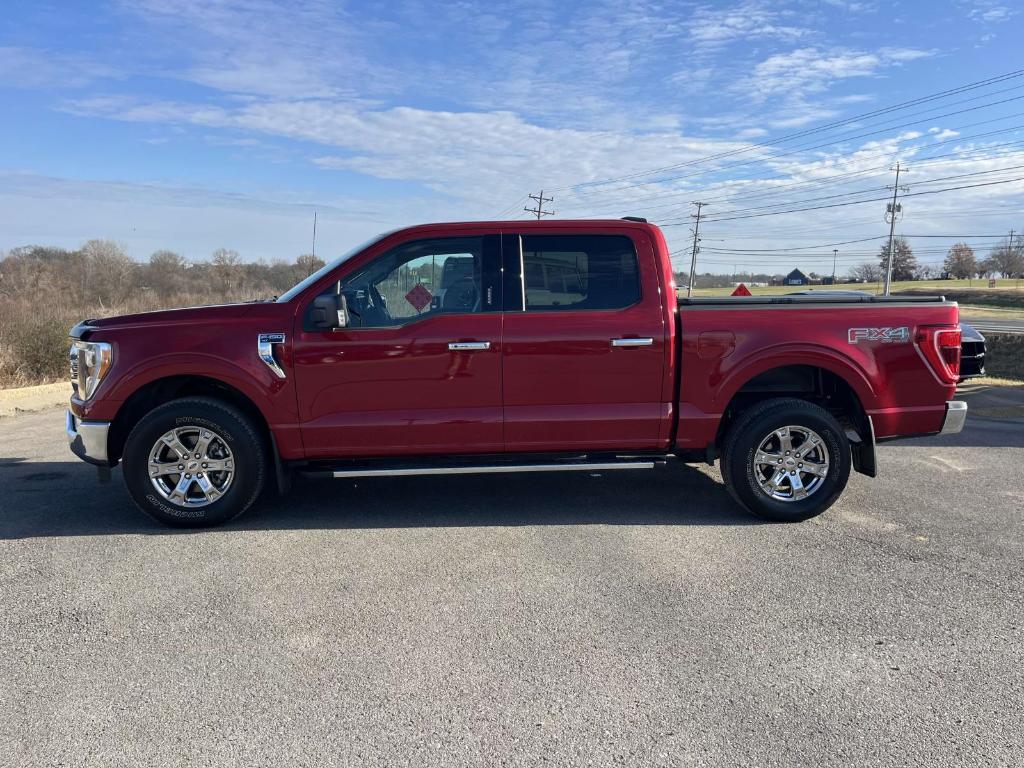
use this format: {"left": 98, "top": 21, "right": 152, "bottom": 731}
{"left": 940, "top": 401, "right": 968, "bottom": 435}
{"left": 66, "top": 409, "right": 111, "bottom": 465}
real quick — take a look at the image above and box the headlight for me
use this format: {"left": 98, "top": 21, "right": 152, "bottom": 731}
{"left": 72, "top": 341, "right": 113, "bottom": 400}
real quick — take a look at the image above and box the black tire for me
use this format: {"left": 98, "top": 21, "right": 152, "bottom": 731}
{"left": 122, "top": 397, "right": 266, "bottom": 528}
{"left": 721, "top": 397, "right": 851, "bottom": 523}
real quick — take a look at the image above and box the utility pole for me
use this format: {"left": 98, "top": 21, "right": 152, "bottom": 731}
{"left": 524, "top": 190, "right": 554, "bottom": 220}
{"left": 883, "top": 162, "right": 908, "bottom": 296}
{"left": 687, "top": 202, "right": 706, "bottom": 298}
{"left": 1010, "top": 228, "right": 1017, "bottom": 289}
{"left": 312, "top": 211, "right": 317, "bottom": 263}
{"left": 832, "top": 249, "right": 838, "bottom": 284}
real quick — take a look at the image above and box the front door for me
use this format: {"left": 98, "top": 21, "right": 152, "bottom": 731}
{"left": 294, "top": 234, "right": 503, "bottom": 459}
{"left": 500, "top": 231, "right": 668, "bottom": 452}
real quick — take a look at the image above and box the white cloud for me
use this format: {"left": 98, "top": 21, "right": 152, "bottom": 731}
{"left": 748, "top": 47, "right": 932, "bottom": 99}
{"left": 967, "top": 3, "right": 1015, "bottom": 23}
{"left": 63, "top": 96, "right": 751, "bottom": 211}
{"left": 687, "top": 3, "right": 809, "bottom": 49}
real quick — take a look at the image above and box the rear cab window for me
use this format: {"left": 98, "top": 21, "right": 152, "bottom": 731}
{"left": 507, "top": 234, "right": 642, "bottom": 312}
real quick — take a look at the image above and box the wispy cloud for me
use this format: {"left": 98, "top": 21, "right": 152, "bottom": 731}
{"left": 64, "top": 95, "right": 749, "bottom": 209}
{"left": 966, "top": 1, "right": 1016, "bottom": 23}
{"left": 747, "top": 47, "right": 933, "bottom": 100}
{"left": 687, "top": 2, "right": 810, "bottom": 50}
{"left": 0, "top": 46, "right": 120, "bottom": 89}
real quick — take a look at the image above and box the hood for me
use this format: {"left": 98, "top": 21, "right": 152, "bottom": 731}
{"left": 73, "top": 302, "right": 260, "bottom": 336}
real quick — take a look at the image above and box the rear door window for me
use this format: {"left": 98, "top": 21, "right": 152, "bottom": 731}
{"left": 516, "top": 235, "right": 640, "bottom": 312}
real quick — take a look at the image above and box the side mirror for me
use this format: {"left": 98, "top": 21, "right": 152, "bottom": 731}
{"left": 311, "top": 292, "right": 349, "bottom": 330}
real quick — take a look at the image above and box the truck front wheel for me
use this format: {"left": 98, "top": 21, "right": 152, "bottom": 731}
{"left": 122, "top": 397, "right": 266, "bottom": 528}
{"left": 721, "top": 397, "right": 851, "bottom": 522}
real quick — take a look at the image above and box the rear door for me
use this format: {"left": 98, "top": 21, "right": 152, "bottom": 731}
{"left": 500, "top": 229, "right": 668, "bottom": 452}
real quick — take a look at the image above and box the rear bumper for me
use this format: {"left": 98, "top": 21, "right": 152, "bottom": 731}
{"left": 940, "top": 401, "right": 968, "bottom": 435}
{"left": 66, "top": 409, "right": 111, "bottom": 465}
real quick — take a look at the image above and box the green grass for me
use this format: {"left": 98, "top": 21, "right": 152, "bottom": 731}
{"left": 985, "top": 335, "right": 1024, "bottom": 382}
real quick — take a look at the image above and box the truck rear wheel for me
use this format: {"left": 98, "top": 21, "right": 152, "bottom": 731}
{"left": 122, "top": 397, "right": 266, "bottom": 528}
{"left": 721, "top": 397, "right": 851, "bottom": 523}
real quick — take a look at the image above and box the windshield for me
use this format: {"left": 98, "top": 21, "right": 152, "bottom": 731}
{"left": 276, "top": 230, "right": 397, "bottom": 302}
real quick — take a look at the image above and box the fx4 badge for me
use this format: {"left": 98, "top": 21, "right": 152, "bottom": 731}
{"left": 848, "top": 327, "right": 910, "bottom": 344}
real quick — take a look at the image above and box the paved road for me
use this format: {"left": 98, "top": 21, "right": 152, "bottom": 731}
{"left": 2, "top": 388, "right": 1023, "bottom": 767}
{"left": 961, "top": 316, "right": 1024, "bottom": 335}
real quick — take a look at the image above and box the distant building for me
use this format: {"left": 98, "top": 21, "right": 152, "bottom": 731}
{"left": 784, "top": 268, "right": 809, "bottom": 286}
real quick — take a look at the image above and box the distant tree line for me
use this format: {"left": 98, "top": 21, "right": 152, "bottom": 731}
{"left": 844, "top": 236, "right": 1024, "bottom": 285}
{"left": 0, "top": 240, "right": 326, "bottom": 305}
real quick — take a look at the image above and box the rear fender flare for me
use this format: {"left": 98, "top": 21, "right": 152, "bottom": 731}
{"left": 714, "top": 344, "right": 879, "bottom": 414}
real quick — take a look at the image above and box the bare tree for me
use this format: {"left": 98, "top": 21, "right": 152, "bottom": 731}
{"left": 986, "top": 237, "right": 1024, "bottom": 278}
{"left": 81, "top": 239, "right": 136, "bottom": 306}
{"left": 849, "top": 262, "right": 881, "bottom": 283}
{"left": 942, "top": 242, "right": 977, "bottom": 279}
{"left": 296, "top": 253, "right": 325, "bottom": 277}
{"left": 210, "top": 248, "right": 242, "bottom": 290}
{"left": 147, "top": 250, "right": 187, "bottom": 294}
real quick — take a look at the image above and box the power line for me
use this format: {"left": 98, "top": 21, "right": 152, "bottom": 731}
{"left": 492, "top": 195, "right": 529, "bottom": 219}
{"left": 699, "top": 236, "right": 886, "bottom": 252}
{"left": 574, "top": 105, "right": 1024, "bottom": 202}
{"left": 660, "top": 174, "right": 1024, "bottom": 225}
{"left": 559, "top": 122, "right": 1024, "bottom": 218}
{"left": 657, "top": 162, "right": 1024, "bottom": 222}
{"left": 554, "top": 68, "right": 1024, "bottom": 193}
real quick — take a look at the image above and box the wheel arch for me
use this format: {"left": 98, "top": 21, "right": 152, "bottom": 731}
{"left": 108, "top": 374, "right": 274, "bottom": 468}
{"left": 714, "top": 361, "right": 876, "bottom": 477}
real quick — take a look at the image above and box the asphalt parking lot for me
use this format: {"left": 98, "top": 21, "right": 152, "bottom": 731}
{"left": 2, "top": 385, "right": 1023, "bottom": 767}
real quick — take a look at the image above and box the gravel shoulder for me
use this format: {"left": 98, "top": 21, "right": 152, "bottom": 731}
{"left": 0, "top": 381, "right": 67, "bottom": 418}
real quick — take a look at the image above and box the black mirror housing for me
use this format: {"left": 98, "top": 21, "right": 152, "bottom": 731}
{"left": 311, "top": 293, "right": 349, "bottom": 329}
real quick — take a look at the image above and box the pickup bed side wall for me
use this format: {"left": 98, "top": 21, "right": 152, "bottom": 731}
{"left": 674, "top": 303, "right": 960, "bottom": 450}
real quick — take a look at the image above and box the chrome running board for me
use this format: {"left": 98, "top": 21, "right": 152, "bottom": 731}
{"left": 304, "top": 460, "right": 657, "bottom": 479}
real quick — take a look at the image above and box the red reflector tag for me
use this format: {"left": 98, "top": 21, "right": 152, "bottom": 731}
{"left": 405, "top": 283, "right": 432, "bottom": 311}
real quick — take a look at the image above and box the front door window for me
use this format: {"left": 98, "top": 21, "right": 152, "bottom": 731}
{"left": 321, "top": 237, "right": 485, "bottom": 328}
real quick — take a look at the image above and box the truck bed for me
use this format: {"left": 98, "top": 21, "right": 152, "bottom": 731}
{"left": 679, "top": 294, "right": 948, "bottom": 306}
{"left": 672, "top": 294, "right": 961, "bottom": 453}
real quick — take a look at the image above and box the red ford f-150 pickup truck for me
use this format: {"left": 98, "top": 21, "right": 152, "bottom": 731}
{"left": 66, "top": 219, "right": 967, "bottom": 527}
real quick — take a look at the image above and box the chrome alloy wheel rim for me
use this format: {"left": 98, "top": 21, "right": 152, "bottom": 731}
{"left": 148, "top": 426, "right": 234, "bottom": 507}
{"left": 753, "top": 425, "right": 830, "bottom": 502}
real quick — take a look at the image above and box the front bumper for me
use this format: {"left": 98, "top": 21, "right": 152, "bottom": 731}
{"left": 939, "top": 401, "right": 968, "bottom": 435}
{"left": 66, "top": 409, "right": 111, "bottom": 465}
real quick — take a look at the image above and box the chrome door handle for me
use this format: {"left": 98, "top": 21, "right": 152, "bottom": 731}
{"left": 611, "top": 337, "right": 654, "bottom": 347}
{"left": 448, "top": 341, "right": 491, "bottom": 351}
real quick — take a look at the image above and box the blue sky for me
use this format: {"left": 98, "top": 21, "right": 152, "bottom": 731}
{"left": 1, "top": 0, "right": 1023, "bottom": 275}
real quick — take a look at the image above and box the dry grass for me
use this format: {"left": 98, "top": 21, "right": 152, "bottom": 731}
{"left": 0, "top": 292, "right": 259, "bottom": 388}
